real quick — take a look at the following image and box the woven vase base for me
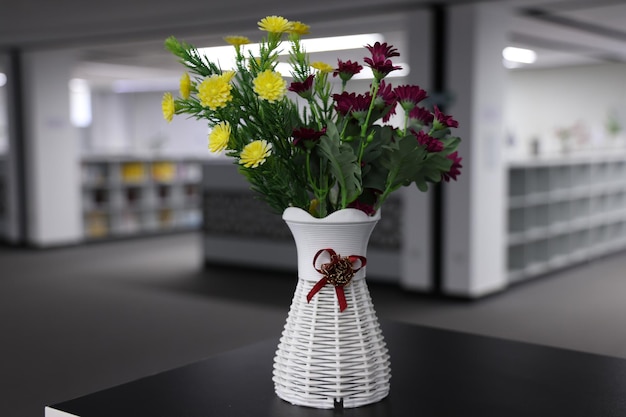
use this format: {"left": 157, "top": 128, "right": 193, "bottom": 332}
{"left": 273, "top": 277, "right": 391, "bottom": 409}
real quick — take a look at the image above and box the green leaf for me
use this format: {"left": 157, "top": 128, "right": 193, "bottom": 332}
{"left": 316, "top": 122, "right": 362, "bottom": 207}
{"left": 361, "top": 125, "right": 394, "bottom": 165}
{"left": 381, "top": 134, "right": 426, "bottom": 190}
{"left": 362, "top": 162, "right": 389, "bottom": 192}
{"left": 440, "top": 135, "right": 461, "bottom": 154}
{"left": 430, "top": 127, "right": 450, "bottom": 140}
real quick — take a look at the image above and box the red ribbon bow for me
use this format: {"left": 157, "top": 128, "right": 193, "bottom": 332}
{"left": 306, "top": 248, "right": 367, "bottom": 312}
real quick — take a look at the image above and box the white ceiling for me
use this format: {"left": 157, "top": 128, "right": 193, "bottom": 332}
{"left": 1, "top": 0, "right": 626, "bottom": 89}
{"left": 509, "top": 0, "right": 626, "bottom": 67}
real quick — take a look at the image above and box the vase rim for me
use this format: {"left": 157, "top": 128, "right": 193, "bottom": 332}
{"left": 283, "top": 207, "right": 381, "bottom": 224}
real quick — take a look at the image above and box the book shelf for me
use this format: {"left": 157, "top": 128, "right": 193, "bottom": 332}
{"left": 81, "top": 156, "right": 203, "bottom": 240}
{"left": 507, "top": 153, "right": 626, "bottom": 283}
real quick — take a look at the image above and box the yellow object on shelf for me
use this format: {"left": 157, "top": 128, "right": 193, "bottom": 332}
{"left": 151, "top": 162, "right": 177, "bottom": 182}
{"left": 85, "top": 212, "right": 109, "bottom": 238}
{"left": 120, "top": 162, "right": 145, "bottom": 183}
{"left": 158, "top": 209, "right": 174, "bottom": 228}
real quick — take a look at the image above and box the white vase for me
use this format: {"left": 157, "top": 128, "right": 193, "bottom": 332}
{"left": 273, "top": 207, "right": 391, "bottom": 409}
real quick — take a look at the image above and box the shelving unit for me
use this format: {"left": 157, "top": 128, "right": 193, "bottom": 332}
{"left": 507, "top": 153, "right": 626, "bottom": 283}
{"left": 81, "top": 156, "right": 203, "bottom": 240}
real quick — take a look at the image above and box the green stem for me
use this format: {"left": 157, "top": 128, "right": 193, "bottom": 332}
{"left": 375, "top": 165, "right": 401, "bottom": 211}
{"left": 360, "top": 80, "right": 380, "bottom": 139}
{"left": 338, "top": 118, "right": 349, "bottom": 140}
{"left": 403, "top": 111, "right": 410, "bottom": 137}
{"left": 355, "top": 80, "right": 380, "bottom": 167}
{"left": 357, "top": 134, "right": 368, "bottom": 166}
{"left": 307, "top": 98, "right": 325, "bottom": 131}
{"left": 305, "top": 150, "right": 316, "bottom": 192}
{"left": 305, "top": 150, "right": 328, "bottom": 217}
{"left": 317, "top": 157, "right": 329, "bottom": 217}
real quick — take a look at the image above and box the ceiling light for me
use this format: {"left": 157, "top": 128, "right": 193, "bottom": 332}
{"left": 298, "top": 33, "right": 384, "bottom": 53}
{"left": 275, "top": 62, "right": 410, "bottom": 79}
{"left": 198, "top": 33, "right": 384, "bottom": 70}
{"left": 0, "top": 73, "right": 6, "bottom": 87}
{"left": 352, "top": 63, "right": 410, "bottom": 79}
{"left": 502, "top": 47, "right": 537, "bottom": 64}
{"left": 69, "top": 78, "right": 92, "bottom": 127}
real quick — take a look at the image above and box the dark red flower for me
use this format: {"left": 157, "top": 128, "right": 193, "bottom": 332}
{"left": 442, "top": 151, "right": 463, "bottom": 182}
{"left": 365, "top": 42, "right": 399, "bottom": 62}
{"left": 412, "top": 129, "right": 444, "bottom": 152}
{"left": 409, "top": 106, "right": 434, "bottom": 124}
{"left": 332, "top": 91, "right": 372, "bottom": 119}
{"left": 288, "top": 75, "right": 314, "bottom": 99}
{"left": 394, "top": 85, "right": 428, "bottom": 112}
{"left": 376, "top": 80, "right": 395, "bottom": 105}
{"left": 433, "top": 105, "right": 459, "bottom": 128}
{"left": 376, "top": 80, "right": 397, "bottom": 123}
{"left": 292, "top": 127, "right": 326, "bottom": 149}
{"left": 333, "top": 60, "right": 363, "bottom": 82}
{"left": 364, "top": 42, "right": 402, "bottom": 80}
{"left": 347, "top": 200, "right": 376, "bottom": 216}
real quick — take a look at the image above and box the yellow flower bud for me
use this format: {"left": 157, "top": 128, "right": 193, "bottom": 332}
{"left": 161, "top": 92, "right": 175, "bottom": 122}
{"left": 311, "top": 62, "right": 334, "bottom": 73}
{"left": 224, "top": 36, "right": 251, "bottom": 48}
{"left": 179, "top": 72, "right": 191, "bottom": 99}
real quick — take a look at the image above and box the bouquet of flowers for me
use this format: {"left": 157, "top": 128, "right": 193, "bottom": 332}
{"left": 162, "top": 15, "right": 462, "bottom": 218}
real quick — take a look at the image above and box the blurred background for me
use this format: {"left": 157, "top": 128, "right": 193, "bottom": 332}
{"left": 1, "top": 0, "right": 626, "bottom": 416}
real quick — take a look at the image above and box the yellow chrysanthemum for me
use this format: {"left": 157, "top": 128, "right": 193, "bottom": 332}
{"left": 258, "top": 16, "right": 291, "bottom": 34}
{"left": 161, "top": 92, "right": 175, "bottom": 122}
{"left": 208, "top": 122, "right": 231, "bottom": 153}
{"left": 239, "top": 140, "right": 272, "bottom": 168}
{"left": 311, "top": 62, "right": 334, "bottom": 73}
{"left": 253, "top": 70, "right": 286, "bottom": 102}
{"left": 289, "top": 21, "right": 310, "bottom": 35}
{"left": 224, "top": 36, "right": 251, "bottom": 48}
{"left": 179, "top": 72, "right": 191, "bottom": 99}
{"left": 198, "top": 73, "right": 233, "bottom": 110}
{"left": 221, "top": 70, "right": 236, "bottom": 83}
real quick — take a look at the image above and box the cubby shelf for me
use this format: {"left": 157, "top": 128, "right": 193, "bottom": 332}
{"left": 81, "top": 157, "right": 203, "bottom": 240}
{"left": 507, "top": 153, "right": 626, "bottom": 283}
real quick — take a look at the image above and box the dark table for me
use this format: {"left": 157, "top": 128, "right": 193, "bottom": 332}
{"left": 46, "top": 320, "right": 626, "bottom": 416}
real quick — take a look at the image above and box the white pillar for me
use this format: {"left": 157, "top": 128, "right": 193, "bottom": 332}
{"left": 400, "top": 8, "right": 435, "bottom": 291}
{"left": 443, "top": 3, "right": 510, "bottom": 297}
{"left": 22, "top": 48, "right": 82, "bottom": 246}
{"left": 0, "top": 53, "right": 21, "bottom": 243}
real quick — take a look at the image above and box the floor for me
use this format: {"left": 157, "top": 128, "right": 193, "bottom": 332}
{"left": 1, "top": 232, "right": 625, "bottom": 417}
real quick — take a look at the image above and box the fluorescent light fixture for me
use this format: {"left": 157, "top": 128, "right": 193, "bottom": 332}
{"left": 0, "top": 72, "right": 6, "bottom": 87}
{"left": 502, "top": 46, "right": 537, "bottom": 64}
{"left": 299, "top": 33, "right": 384, "bottom": 53}
{"left": 275, "top": 62, "right": 410, "bottom": 79}
{"left": 69, "top": 78, "right": 92, "bottom": 127}
{"left": 353, "top": 63, "right": 410, "bottom": 79}
{"left": 109, "top": 33, "right": 399, "bottom": 93}
{"left": 198, "top": 33, "right": 384, "bottom": 70}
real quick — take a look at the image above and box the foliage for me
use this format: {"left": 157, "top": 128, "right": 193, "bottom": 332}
{"left": 162, "top": 16, "right": 463, "bottom": 217}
